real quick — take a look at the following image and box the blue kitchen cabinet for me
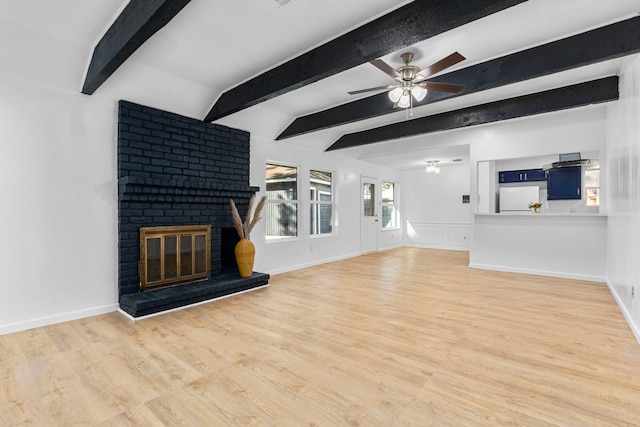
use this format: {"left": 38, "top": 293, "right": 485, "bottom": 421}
{"left": 499, "top": 170, "right": 523, "bottom": 183}
{"left": 523, "top": 169, "right": 546, "bottom": 181}
{"left": 547, "top": 166, "right": 581, "bottom": 200}
{"left": 499, "top": 168, "right": 546, "bottom": 183}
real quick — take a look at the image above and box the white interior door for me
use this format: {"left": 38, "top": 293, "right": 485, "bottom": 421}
{"left": 361, "top": 176, "right": 379, "bottom": 253}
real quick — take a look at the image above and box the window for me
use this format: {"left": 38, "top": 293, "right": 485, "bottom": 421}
{"left": 266, "top": 163, "right": 298, "bottom": 238}
{"left": 585, "top": 168, "right": 600, "bottom": 206}
{"left": 310, "top": 170, "right": 333, "bottom": 235}
{"left": 381, "top": 181, "right": 397, "bottom": 229}
{"left": 363, "top": 182, "right": 375, "bottom": 217}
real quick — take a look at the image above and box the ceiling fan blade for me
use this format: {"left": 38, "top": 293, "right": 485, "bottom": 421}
{"left": 348, "top": 85, "right": 396, "bottom": 95}
{"left": 417, "top": 52, "right": 466, "bottom": 79}
{"left": 422, "top": 81, "right": 464, "bottom": 93}
{"left": 370, "top": 59, "right": 400, "bottom": 79}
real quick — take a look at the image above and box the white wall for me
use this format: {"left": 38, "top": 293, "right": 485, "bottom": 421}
{"left": 249, "top": 137, "right": 403, "bottom": 275}
{"left": 0, "top": 75, "right": 119, "bottom": 334}
{"left": 467, "top": 106, "right": 608, "bottom": 282}
{"left": 472, "top": 214, "right": 607, "bottom": 281}
{"left": 402, "top": 164, "right": 471, "bottom": 250}
{"left": 606, "top": 54, "right": 640, "bottom": 342}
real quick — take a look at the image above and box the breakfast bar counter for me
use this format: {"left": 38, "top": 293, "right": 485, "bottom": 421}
{"left": 470, "top": 213, "right": 607, "bottom": 281}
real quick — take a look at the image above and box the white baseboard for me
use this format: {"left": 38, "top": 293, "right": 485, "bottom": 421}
{"left": 408, "top": 243, "right": 469, "bottom": 252}
{"left": 267, "top": 246, "right": 469, "bottom": 276}
{"left": 0, "top": 303, "right": 119, "bottom": 336}
{"left": 378, "top": 243, "right": 404, "bottom": 251}
{"left": 468, "top": 262, "right": 606, "bottom": 283}
{"left": 265, "top": 252, "right": 362, "bottom": 276}
{"left": 605, "top": 279, "right": 640, "bottom": 345}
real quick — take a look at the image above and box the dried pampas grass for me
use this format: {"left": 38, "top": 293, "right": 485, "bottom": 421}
{"left": 230, "top": 194, "right": 267, "bottom": 240}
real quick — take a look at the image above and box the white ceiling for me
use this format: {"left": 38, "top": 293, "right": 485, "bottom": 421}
{"left": 2, "top": 0, "right": 639, "bottom": 169}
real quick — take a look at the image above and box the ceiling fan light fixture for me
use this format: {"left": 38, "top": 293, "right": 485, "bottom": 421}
{"left": 351, "top": 51, "right": 464, "bottom": 118}
{"left": 388, "top": 87, "right": 403, "bottom": 103}
{"left": 397, "top": 92, "right": 411, "bottom": 108}
{"left": 411, "top": 85, "right": 427, "bottom": 102}
{"left": 426, "top": 160, "right": 440, "bottom": 174}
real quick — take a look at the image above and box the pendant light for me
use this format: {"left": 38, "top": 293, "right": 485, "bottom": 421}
{"left": 426, "top": 160, "right": 440, "bottom": 174}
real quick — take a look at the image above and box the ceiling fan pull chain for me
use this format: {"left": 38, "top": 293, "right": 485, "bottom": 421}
{"left": 410, "top": 93, "right": 414, "bottom": 117}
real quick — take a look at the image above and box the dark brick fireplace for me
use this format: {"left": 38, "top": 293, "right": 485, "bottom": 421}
{"left": 117, "top": 100, "right": 268, "bottom": 317}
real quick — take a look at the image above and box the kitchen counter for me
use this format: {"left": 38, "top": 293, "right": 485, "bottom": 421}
{"left": 470, "top": 213, "right": 607, "bottom": 281}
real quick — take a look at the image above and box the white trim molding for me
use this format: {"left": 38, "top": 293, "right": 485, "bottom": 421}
{"left": 405, "top": 221, "right": 470, "bottom": 250}
{"left": 469, "top": 263, "right": 606, "bottom": 283}
{"left": 606, "top": 279, "right": 640, "bottom": 345}
{"left": 0, "top": 303, "right": 119, "bottom": 336}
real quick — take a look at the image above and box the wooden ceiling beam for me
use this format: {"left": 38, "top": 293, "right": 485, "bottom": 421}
{"left": 279, "top": 16, "right": 640, "bottom": 140}
{"left": 325, "top": 76, "right": 619, "bottom": 151}
{"left": 203, "top": 0, "right": 527, "bottom": 122}
{"left": 82, "top": 0, "right": 191, "bottom": 95}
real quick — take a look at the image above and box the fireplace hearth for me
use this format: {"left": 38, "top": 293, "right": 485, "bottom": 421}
{"left": 117, "top": 100, "right": 269, "bottom": 317}
{"left": 119, "top": 269, "right": 269, "bottom": 318}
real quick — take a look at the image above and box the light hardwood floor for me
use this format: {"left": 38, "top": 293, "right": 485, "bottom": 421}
{"left": 2, "top": 248, "right": 640, "bottom": 426}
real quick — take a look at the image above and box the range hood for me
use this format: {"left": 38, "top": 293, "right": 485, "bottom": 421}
{"left": 543, "top": 152, "right": 599, "bottom": 170}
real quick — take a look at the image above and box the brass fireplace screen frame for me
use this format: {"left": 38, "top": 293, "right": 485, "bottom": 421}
{"left": 139, "top": 225, "right": 211, "bottom": 291}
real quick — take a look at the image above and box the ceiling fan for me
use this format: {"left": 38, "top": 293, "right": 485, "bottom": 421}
{"left": 349, "top": 51, "right": 466, "bottom": 110}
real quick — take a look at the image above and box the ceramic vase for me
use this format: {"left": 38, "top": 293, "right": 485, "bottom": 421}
{"left": 234, "top": 238, "right": 255, "bottom": 277}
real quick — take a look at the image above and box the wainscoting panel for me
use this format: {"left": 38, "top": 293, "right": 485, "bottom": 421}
{"left": 406, "top": 221, "right": 470, "bottom": 250}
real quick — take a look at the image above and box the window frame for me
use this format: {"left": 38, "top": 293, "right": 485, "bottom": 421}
{"left": 265, "top": 162, "right": 300, "bottom": 241}
{"left": 584, "top": 167, "right": 600, "bottom": 207}
{"left": 310, "top": 169, "right": 335, "bottom": 237}
{"left": 381, "top": 181, "right": 399, "bottom": 230}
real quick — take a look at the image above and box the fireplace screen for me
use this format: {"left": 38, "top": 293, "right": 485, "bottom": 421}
{"left": 139, "top": 225, "right": 211, "bottom": 291}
